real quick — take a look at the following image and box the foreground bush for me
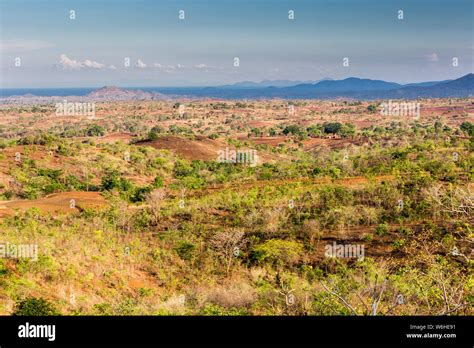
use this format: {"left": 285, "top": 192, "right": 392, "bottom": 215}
{"left": 13, "top": 298, "right": 59, "bottom": 316}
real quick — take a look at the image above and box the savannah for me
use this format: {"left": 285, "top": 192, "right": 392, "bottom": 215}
{"left": 0, "top": 97, "right": 472, "bottom": 316}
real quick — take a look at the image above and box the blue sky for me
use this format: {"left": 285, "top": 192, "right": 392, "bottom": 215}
{"left": 1, "top": 0, "right": 472, "bottom": 87}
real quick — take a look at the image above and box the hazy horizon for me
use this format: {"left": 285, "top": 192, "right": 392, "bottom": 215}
{"left": 0, "top": 73, "right": 471, "bottom": 91}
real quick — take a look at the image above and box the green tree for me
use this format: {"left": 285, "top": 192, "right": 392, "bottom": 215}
{"left": 460, "top": 122, "right": 474, "bottom": 137}
{"left": 13, "top": 298, "right": 59, "bottom": 316}
{"left": 252, "top": 239, "right": 303, "bottom": 266}
{"left": 148, "top": 131, "right": 159, "bottom": 141}
{"left": 323, "top": 122, "right": 342, "bottom": 134}
{"left": 85, "top": 124, "right": 105, "bottom": 137}
{"left": 340, "top": 123, "right": 356, "bottom": 138}
{"left": 367, "top": 104, "right": 377, "bottom": 113}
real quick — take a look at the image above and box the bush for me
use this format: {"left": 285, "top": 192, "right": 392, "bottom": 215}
{"left": 375, "top": 222, "right": 389, "bottom": 236}
{"left": 148, "top": 131, "right": 159, "bottom": 141}
{"left": 174, "top": 241, "right": 196, "bottom": 261}
{"left": 101, "top": 170, "right": 133, "bottom": 192}
{"left": 85, "top": 124, "right": 105, "bottom": 137}
{"left": 13, "top": 298, "right": 59, "bottom": 316}
{"left": 153, "top": 176, "right": 164, "bottom": 188}
{"left": 131, "top": 186, "right": 152, "bottom": 203}
{"left": 340, "top": 123, "right": 356, "bottom": 137}
{"left": 367, "top": 104, "right": 377, "bottom": 113}
{"left": 151, "top": 125, "right": 164, "bottom": 133}
{"left": 460, "top": 122, "right": 474, "bottom": 137}
{"left": 2, "top": 190, "right": 14, "bottom": 200}
{"left": 282, "top": 125, "right": 301, "bottom": 136}
{"left": 199, "top": 303, "right": 248, "bottom": 316}
{"left": 173, "top": 160, "right": 195, "bottom": 178}
{"left": 251, "top": 239, "right": 303, "bottom": 266}
{"left": 323, "top": 122, "right": 342, "bottom": 134}
{"left": 392, "top": 239, "right": 406, "bottom": 250}
{"left": 38, "top": 168, "right": 62, "bottom": 180}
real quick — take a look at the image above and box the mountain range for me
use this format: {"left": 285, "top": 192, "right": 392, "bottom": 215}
{"left": 1, "top": 74, "right": 472, "bottom": 102}
{"left": 220, "top": 78, "right": 333, "bottom": 88}
{"left": 182, "top": 74, "right": 473, "bottom": 99}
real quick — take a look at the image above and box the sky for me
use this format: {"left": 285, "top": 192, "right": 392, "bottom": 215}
{"left": 0, "top": 0, "right": 473, "bottom": 87}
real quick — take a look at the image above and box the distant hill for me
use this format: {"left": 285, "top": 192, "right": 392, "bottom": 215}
{"left": 87, "top": 86, "right": 169, "bottom": 101}
{"left": 403, "top": 80, "right": 451, "bottom": 87}
{"left": 1, "top": 75, "right": 472, "bottom": 102}
{"left": 174, "top": 74, "right": 473, "bottom": 99}
{"left": 271, "top": 78, "right": 402, "bottom": 98}
{"left": 300, "top": 77, "right": 402, "bottom": 92}
{"left": 221, "top": 78, "right": 332, "bottom": 88}
{"left": 379, "top": 74, "right": 473, "bottom": 99}
{"left": 220, "top": 78, "right": 452, "bottom": 90}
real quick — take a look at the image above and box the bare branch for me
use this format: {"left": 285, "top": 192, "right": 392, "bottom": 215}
{"left": 320, "top": 281, "right": 359, "bottom": 316}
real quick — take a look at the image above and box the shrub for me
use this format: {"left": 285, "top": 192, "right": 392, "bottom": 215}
{"left": 101, "top": 170, "right": 133, "bottom": 192}
{"left": 282, "top": 125, "right": 301, "bottom": 136}
{"left": 363, "top": 234, "right": 373, "bottom": 242}
{"left": 340, "top": 123, "right": 356, "bottom": 137}
{"left": 131, "top": 186, "right": 153, "bottom": 203}
{"left": 174, "top": 241, "right": 196, "bottom": 261}
{"left": 37, "top": 168, "right": 62, "bottom": 180}
{"left": 375, "top": 222, "right": 389, "bottom": 236}
{"left": 392, "top": 239, "right": 406, "bottom": 250}
{"left": 251, "top": 239, "right": 303, "bottom": 266}
{"left": 2, "top": 190, "right": 14, "bottom": 200}
{"left": 199, "top": 303, "right": 248, "bottom": 316}
{"left": 460, "top": 122, "right": 474, "bottom": 137}
{"left": 85, "top": 124, "right": 105, "bottom": 137}
{"left": 152, "top": 125, "right": 164, "bottom": 132}
{"left": 178, "top": 176, "right": 205, "bottom": 189}
{"left": 148, "top": 131, "right": 159, "bottom": 141}
{"left": 323, "top": 122, "right": 342, "bottom": 134}
{"left": 367, "top": 104, "right": 377, "bottom": 113}
{"left": 13, "top": 298, "right": 59, "bottom": 316}
{"left": 173, "top": 160, "right": 194, "bottom": 178}
{"left": 153, "top": 176, "right": 164, "bottom": 188}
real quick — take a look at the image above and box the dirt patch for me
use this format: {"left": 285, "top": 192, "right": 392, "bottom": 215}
{"left": 135, "top": 135, "right": 283, "bottom": 163}
{"left": 135, "top": 135, "right": 225, "bottom": 161}
{"left": 87, "top": 132, "right": 135, "bottom": 144}
{"left": 303, "top": 137, "right": 369, "bottom": 150}
{"left": 0, "top": 191, "right": 107, "bottom": 218}
{"left": 238, "top": 136, "right": 290, "bottom": 147}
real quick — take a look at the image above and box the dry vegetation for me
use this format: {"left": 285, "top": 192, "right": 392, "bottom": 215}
{"left": 0, "top": 98, "right": 472, "bottom": 315}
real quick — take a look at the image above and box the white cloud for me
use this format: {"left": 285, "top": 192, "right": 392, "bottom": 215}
{"left": 83, "top": 59, "right": 106, "bottom": 69}
{"left": 166, "top": 64, "right": 185, "bottom": 70}
{"left": 147, "top": 62, "right": 186, "bottom": 71}
{"left": 0, "top": 39, "right": 54, "bottom": 53}
{"left": 135, "top": 61, "right": 184, "bottom": 70}
{"left": 132, "top": 61, "right": 211, "bottom": 72}
{"left": 59, "top": 54, "right": 83, "bottom": 69}
{"left": 58, "top": 54, "right": 115, "bottom": 70}
{"left": 194, "top": 64, "right": 209, "bottom": 69}
{"left": 426, "top": 53, "right": 439, "bottom": 62}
